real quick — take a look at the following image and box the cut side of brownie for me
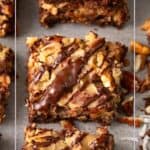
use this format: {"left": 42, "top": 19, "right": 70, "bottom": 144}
{"left": 0, "top": 43, "right": 14, "bottom": 122}
{"left": 0, "top": 0, "right": 14, "bottom": 37}
{"left": 26, "top": 32, "right": 127, "bottom": 124}
{"left": 23, "top": 121, "right": 114, "bottom": 150}
{"left": 38, "top": 0, "right": 129, "bottom": 28}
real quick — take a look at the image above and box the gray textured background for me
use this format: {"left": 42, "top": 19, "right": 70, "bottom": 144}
{"left": 0, "top": 0, "right": 150, "bottom": 149}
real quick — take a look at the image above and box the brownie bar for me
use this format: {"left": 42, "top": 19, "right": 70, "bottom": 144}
{"left": 0, "top": 43, "right": 14, "bottom": 122}
{"left": 141, "top": 19, "right": 150, "bottom": 44}
{"left": 0, "top": 0, "right": 14, "bottom": 37}
{"left": 23, "top": 121, "right": 114, "bottom": 150}
{"left": 38, "top": 0, "right": 129, "bottom": 28}
{"left": 26, "top": 32, "right": 127, "bottom": 124}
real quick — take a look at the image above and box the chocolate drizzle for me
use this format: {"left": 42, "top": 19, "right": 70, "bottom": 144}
{"left": 33, "top": 37, "right": 105, "bottom": 111}
{"left": 31, "top": 42, "right": 79, "bottom": 84}
{"left": 49, "top": 43, "right": 79, "bottom": 69}
{"left": 34, "top": 59, "right": 84, "bottom": 110}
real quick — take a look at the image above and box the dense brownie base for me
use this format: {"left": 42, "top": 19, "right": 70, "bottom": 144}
{"left": 0, "top": 0, "right": 14, "bottom": 37}
{"left": 23, "top": 121, "right": 114, "bottom": 150}
{"left": 38, "top": 0, "right": 129, "bottom": 28}
{"left": 26, "top": 32, "right": 127, "bottom": 124}
{"left": 0, "top": 43, "right": 14, "bottom": 122}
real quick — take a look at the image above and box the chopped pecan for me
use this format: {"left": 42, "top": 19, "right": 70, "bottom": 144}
{"left": 135, "top": 54, "right": 147, "bottom": 72}
{"left": 141, "top": 19, "right": 150, "bottom": 32}
{"left": 121, "top": 96, "right": 133, "bottom": 116}
{"left": 141, "top": 19, "right": 150, "bottom": 44}
{"left": 121, "top": 70, "right": 141, "bottom": 92}
{"left": 143, "top": 97, "right": 150, "bottom": 115}
{"left": 140, "top": 76, "right": 150, "bottom": 93}
{"left": 130, "top": 41, "right": 150, "bottom": 55}
{"left": 140, "top": 62, "right": 150, "bottom": 93}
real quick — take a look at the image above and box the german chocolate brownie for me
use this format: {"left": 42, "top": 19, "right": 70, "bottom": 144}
{"left": 0, "top": 0, "right": 14, "bottom": 37}
{"left": 26, "top": 32, "right": 127, "bottom": 124}
{"left": 38, "top": 0, "right": 129, "bottom": 28}
{"left": 23, "top": 121, "right": 114, "bottom": 150}
{"left": 0, "top": 43, "right": 14, "bottom": 122}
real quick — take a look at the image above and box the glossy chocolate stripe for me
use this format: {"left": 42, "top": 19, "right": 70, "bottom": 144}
{"left": 33, "top": 59, "right": 84, "bottom": 110}
{"left": 51, "top": 43, "right": 79, "bottom": 69}
{"left": 69, "top": 84, "right": 110, "bottom": 108}
{"left": 31, "top": 42, "right": 79, "bottom": 84}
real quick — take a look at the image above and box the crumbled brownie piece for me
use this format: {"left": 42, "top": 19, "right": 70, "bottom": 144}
{"left": 26, "top": 32, "right": 127, "bottom": 124}
{"left": 37, "top": 0, "right": 129, "bottom": 28}
{"left": 0, "top": 0, "right": 14, "bottom": 37}
{"left": 0, "top": 43, "right": 14, "bottom": 122}
{"left": 23, "top": 121, "right": 114, "bottom": 150}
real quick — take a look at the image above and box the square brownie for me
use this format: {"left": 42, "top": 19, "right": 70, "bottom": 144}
{"left": 0, "top": 43, "right": 14, "bottom": 122}
{"left": 26, "top": 32, "right": 127, "bottom": 124}
{"left": 0, "top": 0, "right": 14, "bottom": 37}
{"left": 23, "top": 121, "right": 114, "bottom": 150}
{"left": 38, "top": 0, "right": 129, "bottom": 28}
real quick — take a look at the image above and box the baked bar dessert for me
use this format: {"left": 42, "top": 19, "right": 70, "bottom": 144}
{"left": 141, "top": 19, "right": 150, "bottom": 44}
{"left": 26, "top": 32, "right": 127, "bottom": 124}
{"left": 0, "top": 43, "right": 14, "bottom": 122}
{"left": 38, "top": 0, "right": 129, "bottom": 28}
{"left": 0, "top": 0, "right": 14, "bottom": 37}
{"left": 23, "top": 121, "right": 114, "bottom": 150}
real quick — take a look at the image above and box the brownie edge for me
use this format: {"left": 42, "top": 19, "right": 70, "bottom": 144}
{"left": 23, "top": 121, "right": 114, "bottom": 150}
{"left": 38, "top": 0, "right": 129, "bottom": 28}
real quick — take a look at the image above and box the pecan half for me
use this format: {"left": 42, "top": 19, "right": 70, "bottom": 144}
{"left": 121, "top": 96, "right": 133, "bottom": 116}
{"left": 121, "top": 71, "right": 141, "bottom": 92}
{"left": 130, "top": 41, "right": 150, "bottom": 55}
